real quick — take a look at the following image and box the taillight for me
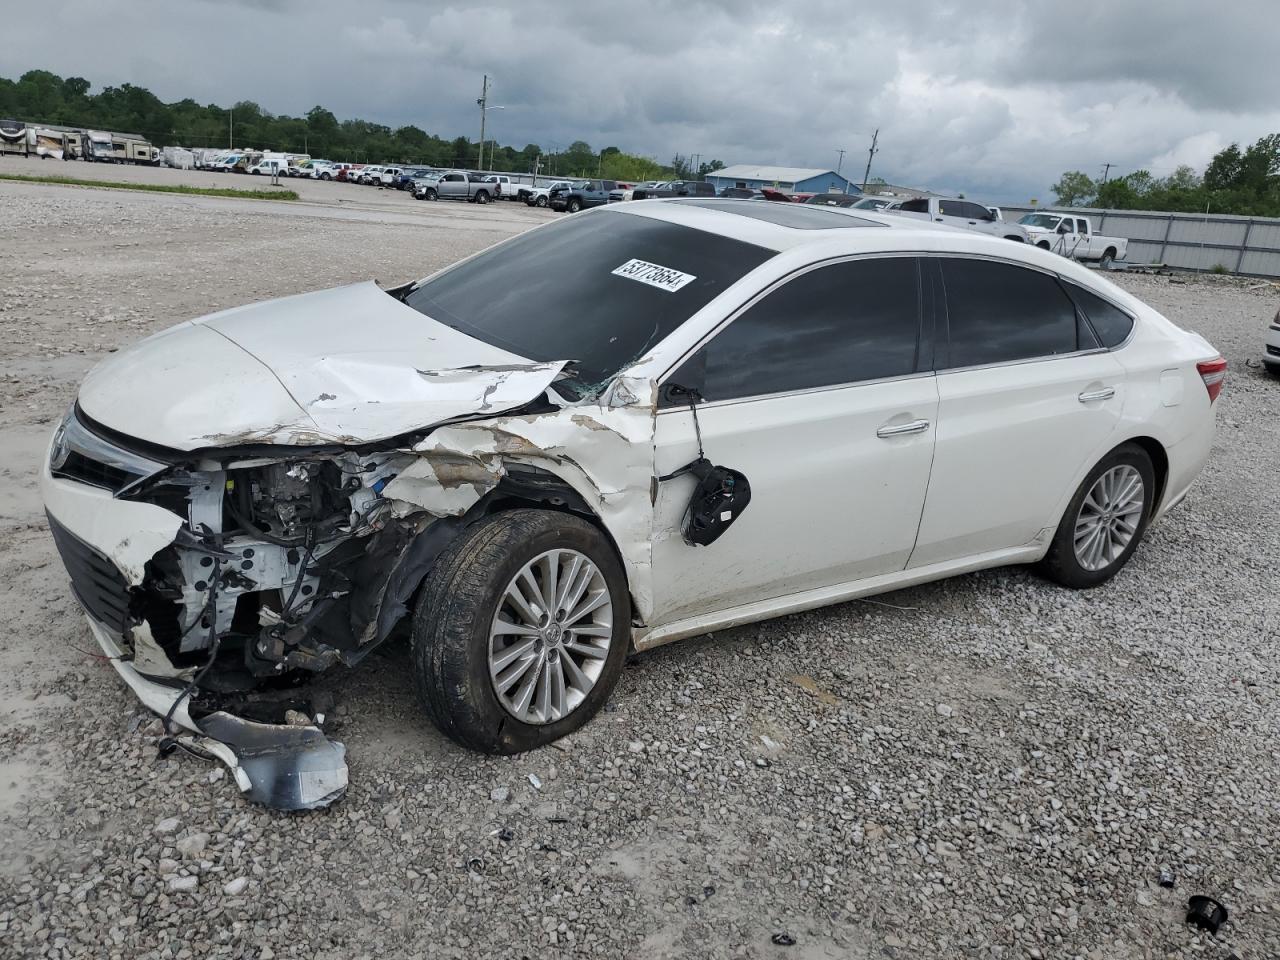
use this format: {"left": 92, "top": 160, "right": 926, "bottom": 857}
{"left": 1196, "top": 357, "right": 1227, "bottom": 403}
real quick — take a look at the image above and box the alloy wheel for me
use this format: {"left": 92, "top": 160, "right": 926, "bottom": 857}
{"left": 488, "top": 549, "right": 613, "bottom": 725}
{"left": 1073, "top": 464, "right": 1145, "bottom": 571}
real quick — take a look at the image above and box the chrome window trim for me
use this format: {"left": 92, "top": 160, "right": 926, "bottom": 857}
{"left": 931, "top": 252, "right": 1137, "bottom": 371}
{"left": 652, "top": 249, "right": 1141, "bottom": 405}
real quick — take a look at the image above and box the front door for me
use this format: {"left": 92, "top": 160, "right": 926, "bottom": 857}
{"left": 649, "top": 256, "right": 939, "bottom": 626}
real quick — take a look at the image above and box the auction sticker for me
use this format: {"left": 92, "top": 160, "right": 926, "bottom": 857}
{"left": 612, "top": 259, "right": 696, "bottom": 292}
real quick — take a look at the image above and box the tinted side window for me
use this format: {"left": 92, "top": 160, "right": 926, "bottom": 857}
{"left": 961, "top": 202, "right": 992, "bottom": 220}
{"left": 939, "top": 259, "right": 1080, "bottom": 368}
{"left": 1065, "top": 283, "right": 1135, "bottom": 347}
{"left": 900, "top": 198, "right": 930, "bottom": 213}
{"left": 673, "top": 258, "right": 921, "bottom": 402}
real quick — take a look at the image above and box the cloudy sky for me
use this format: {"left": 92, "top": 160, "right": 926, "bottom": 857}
{"left": 8, "top": 0, "right": 1280, "bottom": 202}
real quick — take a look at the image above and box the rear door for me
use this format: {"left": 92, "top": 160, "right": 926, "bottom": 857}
{"left": 650, "top": 256, "right": 940, "bottom": 624}
{"left": 909, "top": 257, "right": 1126, "bottom": 567}
{"left": 439, "top": 173, "right": 466, "bottom": 198}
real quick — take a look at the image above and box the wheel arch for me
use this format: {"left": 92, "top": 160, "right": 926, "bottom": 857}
{"left": 377, "top": 463, "right": 644, "bottom": 650}
{"left": 1123, "top": 434, "right": 1169, "bottom": 513}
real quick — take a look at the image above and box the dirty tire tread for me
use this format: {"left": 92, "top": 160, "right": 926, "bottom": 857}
{"left": 1038, "top": 442, "right": 1155, "bottom": 589}
{"left": 411, "top": 509, "right": 629, "bottom": 753}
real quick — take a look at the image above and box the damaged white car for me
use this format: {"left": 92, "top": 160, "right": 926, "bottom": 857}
{"left": 43, "top": 198, "right": 1225, "bottom": 808}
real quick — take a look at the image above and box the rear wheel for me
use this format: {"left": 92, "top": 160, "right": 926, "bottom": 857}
{"left": 1039, "top": 443, "right": 1155, "bottom": 588}
{"left": 1004, "top": 234, "right": 1024, "bottom": 242}
{"left": 475, "top": 190, "right": 490, "bottom": 204}
{"left": 1100, "top": 247, "right": 1117, "bottom": 269}
{"left": 411, "top": 510, "right": 630, "bottom": 753}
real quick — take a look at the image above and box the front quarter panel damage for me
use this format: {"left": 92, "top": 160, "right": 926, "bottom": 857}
{"left": 388, "top": 376, "right": 660, "bottom": 620}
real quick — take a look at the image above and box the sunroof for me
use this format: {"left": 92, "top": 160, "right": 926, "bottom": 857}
{"left": 674, "top": 198, "right": 886, "bottom": 230}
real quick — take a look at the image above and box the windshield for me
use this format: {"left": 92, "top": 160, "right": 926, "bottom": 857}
{"left": 1018, "top": 214, "right": 1062, "bottom": 229}
{"left": 403, "top": 212, "right": 775, "bottom": 397}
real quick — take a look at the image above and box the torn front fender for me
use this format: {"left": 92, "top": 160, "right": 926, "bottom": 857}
{"left": 392, "top": 376, "right": 661, "bottom": 620}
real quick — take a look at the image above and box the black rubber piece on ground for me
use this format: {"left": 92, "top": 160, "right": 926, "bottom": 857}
{"left": 410, "top": 509, "right": 630, "bottom": 753}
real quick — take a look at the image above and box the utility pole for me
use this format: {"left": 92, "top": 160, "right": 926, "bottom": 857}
{"left": 228, "top": 108, "right": 233, "bottom": 149}
{"left": 860, "top": 129, "right": 879, "bottom": 192}
{"left": 1101, "top": 162, "right": 1113, "bottom": 185}
{"left": 836, "top": 148, "right": 846, "bottom": 174}
{"left": 477, "top": 74, "right": 489, "bottom": 171}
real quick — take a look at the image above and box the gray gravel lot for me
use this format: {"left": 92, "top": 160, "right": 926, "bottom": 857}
{"left": 1, "top": 172, "right": 1277, "bottom": 960}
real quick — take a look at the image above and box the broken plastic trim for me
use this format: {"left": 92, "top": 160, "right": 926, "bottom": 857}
{"left": 86, "top": 616, "right": 348, "bottom": 810}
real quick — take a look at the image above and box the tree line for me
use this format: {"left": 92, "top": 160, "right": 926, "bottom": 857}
{"left": 1051, "top": 134, "right": 1280, "bottom": 217}
{"left": 0, "top": 69, "right": 723, "bottom": 180}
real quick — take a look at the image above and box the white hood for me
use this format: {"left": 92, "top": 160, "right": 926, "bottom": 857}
{"left": 77, "top": 282, "right": 566, "bottom": 451}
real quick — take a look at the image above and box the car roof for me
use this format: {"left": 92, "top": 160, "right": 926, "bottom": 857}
{"left": 604, "top": 196, "right": 965, "bottom": 252}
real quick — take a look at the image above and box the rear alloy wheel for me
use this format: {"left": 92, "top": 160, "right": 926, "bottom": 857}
{"left": 475, "top": 191, "right": 490, "bottom": 204}
{"left": 411, "top": 509, "right": 629, "bottom": 753}
{"left": 1040, "top": 443, "right": 1155, "bottom": 588}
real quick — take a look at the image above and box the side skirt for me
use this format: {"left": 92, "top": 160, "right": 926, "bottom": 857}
{"left": 632, "top": 545, "right": 1044, "bottom": 651}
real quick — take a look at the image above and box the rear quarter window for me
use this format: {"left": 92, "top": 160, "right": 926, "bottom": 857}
{"left": 1065, "top": 283, "right": 1136, "bottom": 347}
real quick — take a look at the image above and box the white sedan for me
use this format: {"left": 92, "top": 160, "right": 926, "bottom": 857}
{"left": 41, "top": 199, "right": 1224, "bottom": 807}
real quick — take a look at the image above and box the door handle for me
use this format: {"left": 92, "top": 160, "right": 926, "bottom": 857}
{"left": 876, "top": 419, "right": 930, "bottom": 438}
{"left": 1078, "top": 387, "right": 1116, "bottom": 403}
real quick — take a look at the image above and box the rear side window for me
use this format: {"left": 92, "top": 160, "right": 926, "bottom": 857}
{"left": 939, "top": 258, "right": 1082, "bottom": 368}
{"left": 1066, "top": 283, "right": 1135, "bottom": 347}
{"left": 671, "top": 258, "right": 921, "bottom": 402}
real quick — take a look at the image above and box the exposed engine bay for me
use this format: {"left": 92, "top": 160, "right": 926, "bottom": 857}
{"left": 135, "top": 450, "right": 409, "bottom": 683}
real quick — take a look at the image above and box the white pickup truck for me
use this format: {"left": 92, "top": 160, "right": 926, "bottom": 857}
{"left": 1017, "top": 213, "right": 1129, "bottom": 267}
{"left": 890, "top": 197, "right": 1030, "bottom": 242}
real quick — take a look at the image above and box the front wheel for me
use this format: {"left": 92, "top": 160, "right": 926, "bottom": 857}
{"left": 1039, "top": 443, "right": 1155, "bottom": 589}
{"left": 412, "top": 510, "right": 630, "bottom": 753}
{"left": 567, "top": 198, "right": 582, "bottom": 213}
{"left": 1037, "top": 240, "right": 1051, "bottom": 250}
{"left": 536, "top": 195, "right": 548, "bottom": 208}
{"left": 423, "top": 187, "right": 437, "bottom": 201}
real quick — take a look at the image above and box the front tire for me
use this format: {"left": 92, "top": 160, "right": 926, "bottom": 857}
{"left": 536, "top": 195, "right": 548, "bottom": 208}
{"left": 411, "top": 510, "right": 630, "bottom": 753}
{"left": 423, "top": 187, "right": 437, "bottom": 201}
{"left": 1039, "top": 443, "right": 1155, "bottom": 589}
{"left": 567, "top": 198, "right": 582, "bottom": 213}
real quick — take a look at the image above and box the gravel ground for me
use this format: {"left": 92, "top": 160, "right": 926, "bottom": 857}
{"left": 1, "top": 174, "right": 1278, "bottom": 960}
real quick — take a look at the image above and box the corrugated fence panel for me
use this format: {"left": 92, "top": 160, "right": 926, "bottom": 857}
{"left": 1168, "top": 218, "right": 1250, "bottom": 246}
{"left": 1247, "top": 221, "right": 1280, "bottom": 249}
{"left": 995, "top": 205, "right": 1280, "bottom": 277}
{"left": 1101, "top": 215, "right": 1170, "bottom": 242}
{"left": 1239, "top": 249, "right": 1280, "bottom": 276}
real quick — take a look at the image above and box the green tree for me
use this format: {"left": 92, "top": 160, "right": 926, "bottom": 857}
{"left": 1050, "top": 170, "right": 1096, "bottom": 206}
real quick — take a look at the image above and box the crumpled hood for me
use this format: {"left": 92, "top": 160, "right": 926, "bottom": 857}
{"left": 78, "top": 281, "right": 566, "bottom": 451}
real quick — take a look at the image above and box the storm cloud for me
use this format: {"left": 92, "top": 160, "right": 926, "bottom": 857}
{"left": 7, "top": 0, "right": 1280, "bottom": 202}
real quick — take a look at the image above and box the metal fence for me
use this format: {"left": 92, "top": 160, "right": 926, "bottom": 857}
{"left": 1000, "top": 205, "right": 1280, "bottom": 278}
